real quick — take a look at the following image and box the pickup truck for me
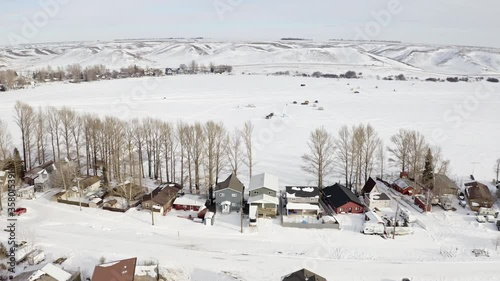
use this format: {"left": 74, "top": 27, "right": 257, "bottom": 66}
{"left": 13, "top": 208, "right": 27, "bottom": 216}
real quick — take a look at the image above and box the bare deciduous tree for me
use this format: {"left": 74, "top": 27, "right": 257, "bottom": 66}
{"left": 242, "top": 121, "right": 254, "bottom": 178}
{"left": 376, "top": 141, "right": 385, "bottom": 179}
{"left": 407, "top": 130, "right": 427, "bottom": 182}
{"left": 0, "top": 119, "right": 11, "bottom": 162}
{"left": 388, "top": 129, "right": 411, "bottom": 173}
{"left": 14, "top": 101, "right": 35, "bottom": 170}
{"left": 335, "top": 125, "right": 352, "bottom": 187}
{"left": 494, "top": 159, "right": 500, "bottom": 183}
{"left": 226, "top": 128, "right": 243, "bottom": 175}
{"left": 302, "top": 127, "right": 335, "bottom": 188}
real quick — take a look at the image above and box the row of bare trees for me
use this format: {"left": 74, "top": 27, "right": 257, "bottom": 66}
{"left": 8, "top": 102, "right": 255, "bottom": 196}
{"left": 302, "top": 125, "right": 450, "bottom": 192}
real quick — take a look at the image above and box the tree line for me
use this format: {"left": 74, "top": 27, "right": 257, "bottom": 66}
{"left": 0, "top": 102, "right": 254, "bottom": 197}
{"left": 301, "top": 125, "right": 451, "bottom": 192}
{"left": 0, "top": 61, "right": 234, "bottom": 92}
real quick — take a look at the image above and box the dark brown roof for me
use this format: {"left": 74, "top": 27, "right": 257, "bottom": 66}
{"left": 282, "top": 268, "right": 327, "bottom": 281}
{"left": 25, "top": 160, "right": 55, "bottom": 178}
{"left": 433, "top": 174, "right": 458, "bottom": 196}
{"left": 466, "top": 182, "right": 494, "bottom": 201}
{"left": 92, "top": 257, "right": 137, "bottom": 281}
{"left": 79, "top": 176, "right": 101, "bottom": 189}
{"left": 323, "top": 183, "right": 363, "bottom": 208}
{"left": 142, "top": 182, "right": 182, "bottom": 205}
{"left": 215, "top": 173, "right": 244, "bottom": 193}
{"left": 361, "top": 177, "right": 377, "bottom": 194}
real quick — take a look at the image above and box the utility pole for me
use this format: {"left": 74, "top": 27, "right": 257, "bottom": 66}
{"left": 78, "top": 179, "right": 82, "bottom": 211}
{"left": 393, "top": 204, "right": 399, "bottom": 239}
{"left": 471, "top": 162, "right": 479, "bottom": 176}
{"left": 151, "top": 191, "right": 155, "bottom": 226}
{"left": 240, "top": 194, "right": 243, "bottom": 233}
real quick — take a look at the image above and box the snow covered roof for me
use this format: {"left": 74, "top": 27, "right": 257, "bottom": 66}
{"left": 18, "top": 185, "right": 34, "bottom": 192}
{"left": 367, "top": 192, "right": 390, "bottom": 201}
{"left": 174, "top": 195, "right": 206, "bottom": 207}
{"left": 286, "top": 203, "right": 320, "bottom": 211}
{"left": 39, "top": 263, "right": 72, "bottom": 281}
{"left": 285, "top": 186, "right": 320, "bottom": 198}
{"left": 248, "top": 173, "right": 279, "bottom": 192}
{"left": 248, "top": 193, "right": 279, "bottom": 205}
{"left": 24, "top": 263, "right": 72, "bottom": 281}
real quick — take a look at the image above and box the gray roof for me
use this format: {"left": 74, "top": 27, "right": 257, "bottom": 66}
{"left": 215, "top": 173, "right": 244, "bottom": 193}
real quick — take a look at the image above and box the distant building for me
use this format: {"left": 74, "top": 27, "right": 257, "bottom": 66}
{"left": 322, "top": 183, "right": 364, "bottom": 214}
{"left": 214, "top": 173, "right": 245, "bottom": 213}
{"left": 24, "top": 160, "right": 56, "bottom": 192}
{"left": 281, "top": 268, "right": 327, "bottom": 281}
{"left": 141, "top": 183, "right": 182, "bottom": 215}
{"left": 247, "top": 173, "right": 279, "bottom": 217}
{"left": 92, "top": 257, "right": 137, "bottom": 281}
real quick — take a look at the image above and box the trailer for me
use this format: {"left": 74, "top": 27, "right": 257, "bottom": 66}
{"left": 477, "top": 207, "right": 498, "bottom": 218}
{"left": 399, "top": 207, "right": 416, "bottom": 223}
{"left": 27, "top": 249, "right": 45, "bottom": 266}
{"left": 362, "top": 223, "right": 385, "bottom": 235}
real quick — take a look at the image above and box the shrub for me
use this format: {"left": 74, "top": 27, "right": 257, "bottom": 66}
{"left": 344, "top": 71, "right": 357, "bottom": 79}
{"left": 395, "top": 74, "right": 406, "bottom": 81}
{"left": 446, "top": 77, "right": 459, "bottom": 82}
{"left": 487, "top": 77, "right": 499, "bottom": 83}
{"left": 426, "top": 78, "right": 438, "bottom": 82}
{"left": 312, "top": 71, "right": 322, "bottom": 78}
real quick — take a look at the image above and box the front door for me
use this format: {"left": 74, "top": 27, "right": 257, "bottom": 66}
{"left": 222, "top": 203, "right": 230, "bottom": 213}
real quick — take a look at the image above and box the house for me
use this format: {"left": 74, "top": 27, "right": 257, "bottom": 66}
{"left": 364, "top": 192, "right": 391, "bottom": 209}
{"left": 392, "top": 178, "right": 423, "bottom": 195}
{"left": 173, "top": 194, "right": 207, "bottom": 211}
{"left": 17, "top": 185, "right": 35, "bottom": 199}
{"left": 141, "top": 183, "right": 182, "bottom": 215}
{"left": 285, "top": 186, "right": 321, "bottom": 216}
{"left": 361, "top": 177, "right": 381, "bottom": 195}
{"left": 322, "top": 183, "right": 364, "bottom": 214}
{"left": 281, "top": 268, "right": 327, "bottom": 281}
{"left": 92, "top": 257, "right": 137, "bottom": 281}
{"left": 165, "top": 68, "right": 175, "bottom": 75}
{"left": 77, "top": 176, "right": 101, "bottom": 195}
{"left": 465, "top": 181, "right": 495, "bottom": 211}
{"left": 214, "top": 173, "right": 245, "bottom": 213}
{"left": 247, "top": 173, "right": 279, "bottom": 217}
{"left": 12, "top": 263, "right": 74, "bottom": 281}
{"left": 432, "top": 174, "right": 459, "bottom": 197}
{"left": 24, "top": 161, "right": 56, "bottom": 192}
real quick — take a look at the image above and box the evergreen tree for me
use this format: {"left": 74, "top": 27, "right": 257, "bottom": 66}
{"left": 1, "top": 148, "right": 24, "bottom": 179}
{"left": 422, "top": 148, "right": 434, "bottom": 189}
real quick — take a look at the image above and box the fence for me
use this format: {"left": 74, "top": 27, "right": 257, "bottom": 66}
{"left": 282, "top": 222, "right": 340, "bottom": 229}
{"left": 57, "top": 199, "right": 90, "bottom": 208}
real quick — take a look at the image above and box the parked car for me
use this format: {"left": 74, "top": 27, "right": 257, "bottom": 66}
{"left": 13, "top": 208, "right": 27, "bottom": 216}
{"left": 458, "top": 192, "right": 465, "bottom": 201}
{"left": 459, "top": 200, "right": 467, "bottom": 208}
{"left": 476, "top": 215, "right": 486, "bottom": 223}
{"left": 486, "top": 215, "right": 496, "bottom": 223}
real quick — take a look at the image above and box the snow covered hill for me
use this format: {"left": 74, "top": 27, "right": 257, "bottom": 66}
{"left": 2, "top": 39, "right": 500, "bottom": 76}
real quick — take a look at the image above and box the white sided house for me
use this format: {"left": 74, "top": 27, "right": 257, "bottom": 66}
{"left": 285, "top": 186, "right": 321, "bottom": 216}
{"left": 361, "top": 177, "right": 391, "bottom": 209}
{"left": 247, "top": 173, "right": 279, "bottom": 218}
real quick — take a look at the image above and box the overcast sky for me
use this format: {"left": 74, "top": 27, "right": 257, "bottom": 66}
{"left": 0, "top": 0, "right": 499, "bottom": 47}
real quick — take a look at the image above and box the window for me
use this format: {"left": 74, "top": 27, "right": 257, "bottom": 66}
{"left": 219, "top": 193, "right": 225, "bottom": 197}
{"left": 340, "top": 208, "right": 344, "bottom": 212}
{"left": 232, "top": 194, "right": 237, "bottom": 198}
{"left": 253, "top": 191, "right": 259, "bottom": 195}
{"left": 145, "top": 203, "right": 150, "bottom": 208}
{"left": 232, "top": 203, "right": 237, "bottom": 206}
{"left": 268, "top": 192, "right": 273, "bottom": 195}
{"left": 355, "top": 207, "right": 360, "bottom": 211}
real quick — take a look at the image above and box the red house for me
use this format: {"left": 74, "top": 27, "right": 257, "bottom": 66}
{"left": 322, "top": 183, "right": 364, "bottom": 214}
{"left": 392, "top": 178, "right": 421, "bottom": 195}
{"left": 173, "top": 194, "right": 206, "bottom": 211}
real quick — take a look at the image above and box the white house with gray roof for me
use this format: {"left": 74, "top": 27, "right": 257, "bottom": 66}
{"left": 247, "top": 173, "right": 279, "bottom": 217}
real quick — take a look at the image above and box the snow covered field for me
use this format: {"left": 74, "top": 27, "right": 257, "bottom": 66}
{"left": 1, "top": 74, "right": 500, "bottom": 280}
{"left": 0, "top": 74, "right": 499, "bottom": 182}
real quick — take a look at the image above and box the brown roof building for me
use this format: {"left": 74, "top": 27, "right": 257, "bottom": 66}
{"left": 465, "top": 181, "right": 495, "bottom": 211}
{"left": 92, "top": 257, "right": 137, "bottom": 281}
{"left": 282, "top": 268, "right": 327, "bottom": 281}
{"left": 141, "top": 182, "right": 182, "bottom": 214}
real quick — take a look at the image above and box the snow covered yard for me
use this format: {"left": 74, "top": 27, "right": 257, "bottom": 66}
{"left": 2, "top": 191, "right": 500, "bottom": 280}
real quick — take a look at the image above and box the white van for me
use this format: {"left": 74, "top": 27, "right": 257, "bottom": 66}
{"left": 486, "top": 215, "right": 496, "bottom": 223}
{"left": 476, "top": 215, "right": 486, "bottom": 223}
